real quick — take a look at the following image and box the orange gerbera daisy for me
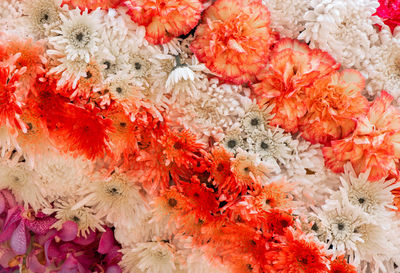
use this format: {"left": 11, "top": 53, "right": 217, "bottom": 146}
{"left": 103, "top": 104, "right": 139, "bottom": 161}
{"left": 253, "top": 178, "right": 294, "bottom": 212}
{"left": 190, "top": 0, "right": 275, "bottom": 84}
{"left": 300, "top": 69, "right": 369, "bottom": 144}
{"left": 328, "top": 256, "right": 357, "bottom": 273}
{"left": 124, "top": 0, "right": 202, "bottom": 44}
{"left": 160, "top": 128, "right": 205, "bottom": 169}
{"left": 253, "top": 38, "right": 339, "bottom": 133}
{"left": 273, "top": 229, "right": 329, "bottom": 273}
{"left": 3, "top": 37, "right": 46, "bottom": 95}
{"left": 323, "top": 91, "right": 400, "bottom": 181}
{"left": 0, "top": 64, "right": 27, "bottom": 132}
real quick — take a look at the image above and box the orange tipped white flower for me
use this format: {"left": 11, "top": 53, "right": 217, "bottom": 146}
{"left": 190, "top": 0, "right": 275, "bottom": 84}
{"left": 253, "top": 38, "right": 339, "bottom": 133}
{"left": 124, "top": 0, "right": 203, "bottom": 44}
{"left": 323, "top": 91, "right": 400, "bottom": 181}
{"left": 300, "top": 69, "right": 369, "bottom": 144}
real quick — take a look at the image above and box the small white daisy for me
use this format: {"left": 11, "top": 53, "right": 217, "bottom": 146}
{"left": 221, "top": 130, "right": 246, "bottom": 155}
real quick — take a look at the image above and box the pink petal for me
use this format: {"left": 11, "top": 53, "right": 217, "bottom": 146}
{"left": 10, "top": 221, "right": 28, "bottom": 255}
{"left": 106, "top": 265, "right": 122, "bottom": 273}
{"left": 73, "top": 229, "right": 96, "bottom": 246}
{"left": 59, "top": 254, "right": 79, "bottom": 273}
{"left": 27, "top": 253, "right": 46, "bottom": 273}
{"left": 58, "top": 221, "right": 78, "bottom": 242}
{"left": 98, "top": 228, "right": 114, "bottom": 254}
{"left": 0, "top": 192, "right": 5, "bottom": 214}
{"left": 25, "top": 217, "right": 57, "bottom": 235}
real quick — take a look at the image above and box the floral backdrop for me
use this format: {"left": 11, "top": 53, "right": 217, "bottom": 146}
{"left": 0, "top": 0, "right": 400, "bottom": 272}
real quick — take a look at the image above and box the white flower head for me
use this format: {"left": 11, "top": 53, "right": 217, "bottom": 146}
{"left": 22, "top": 0, "right": 62, "bottom": 38}
{"left": 0, "top": 156, "right": 48, "bottom": 211}
{"left": 44, "top": 197, "right": 105, "bottom": 237}
{"left": 33, "top": 151, "right": 92, "bottom": 202}
{"left": 72, "top": 170, "right": 147, "bottom": 228}
{"left": 316, "top": 199, "right": 367, "bottom": 253}
{"left": 335, "top": 164, "right": 400, "bottom": 216}
{"left": 120, "top": 241, "right": 177, "bottom": 273}
{"left": 222, "top": 130, "right": 247, "bottom": 155}
{"left": 49, "top": 8, "right": 102, "bottom": 63}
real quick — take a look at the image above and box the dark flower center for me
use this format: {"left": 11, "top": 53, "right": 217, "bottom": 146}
{"left": 76, "top": 33, "right": 84, "bottom": 42}
{"left": 134, "top": 62, "right": 142, "bottom": 70}
{"left": 227, "top": 139, "right": 237, "bottom": 148}
{"left": 337, "top": 223, "right": 345, "bottom": 230}
{"left": 358, "top": 198, "right": 365, "bottom": 204}
{"left": 260, "top": 141, "right": 268, "bottom": 150}
{"left": 251, "top": 118, "right": 259, "bottom": 126}
{"left": 168, "top": 198, "right": 177, "bottom": 207}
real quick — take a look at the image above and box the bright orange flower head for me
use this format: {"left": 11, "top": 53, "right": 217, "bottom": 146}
{"left": 253, "top": 178, "right": 294, "bottom": 212}
{"left": 0, "top": 64, "right": 27, "bottom": 132}
{"left": 323, "top": 91, "right": 400, "bottom": 181}
{"left": 273, "top": 229, "right": 329, "bottom": 273}
{"left": 328, "top": 256, "right": 357, "bottom": 273}
{"left": 253, "top": 38, "right": 339, "bottom": 133}
{"left": 300, "top": 69, "right": 369, "bottom": 144}
{"left": 4, "top": 38, "right": 46, "bottom": 95}
{"left": 191, "top": 0, "right": 275, "bottom": 84}
{"left": 160, "top": 128, "right": 205, "bottom": 168}
{"left": 124, "top": 0, "right": 202, "bottom": 44}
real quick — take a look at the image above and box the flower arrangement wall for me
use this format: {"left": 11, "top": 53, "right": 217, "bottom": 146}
{"left": 1, "top": 0, "right": 400, "bottom": 272}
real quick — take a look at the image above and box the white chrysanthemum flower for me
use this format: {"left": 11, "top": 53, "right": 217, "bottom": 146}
{"left": 333, "top": 164, "right": 400, "bottom": 217}
{"left": 316, "top": 199, "right": 367, "bottom": 253}
{"left": 33, "top": 152, "right": 91, "bottom": 202}
{"left": 44, "top": 197, "right": 105, "bottom": 237}
{"left": 105, "top": 74, "right": 143, "bottom": 102}
{"left": 364, "top": 36, "right": 400, "bottom": 104}
{"left": 165, "top": 57, "right": 209, "bottom": 106}
{"left": 351, "top": 221, "right": 398, "bottom": 268}
{"left": 240, "top": 108, "right": 269, "bottom": 134}
{"left": 72, "top": 171, "right": 147, "bottom": 228}
{"left": 221, "top": 130, "right": 246, "bottom": 155}
{"left": 298, "top": 0, "right": 380, "bottom": 68}
{"left": 0, "top": 157, "right": 47, "bottom": 211}
{"left": 114, "top": 209, "right": 174, "bottom": 248}
{"left": 248, "top": 127, "right": 293, "bottom": 173}
{"left": 120, "top": 241, "right": 177, "bottom": 273}
{"left": 22, "top": 0, "right": 62, "bottom": 39}
{"left": 262, "top": 0, "right": 312, "bottom": 38}
{"left": 167, "top": 78, "right": 252, "bottom": 143}
{"left": 48, "top": 7, "right": 102, "bottom": 63}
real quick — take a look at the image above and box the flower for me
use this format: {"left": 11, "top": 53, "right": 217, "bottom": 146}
{"left": 0, "top": 63, "right": 27, "bottom": 133}
{"left": 22, "top": 0, "right": 62, "bottom": 38}
{"left": 273, "top": 229, "right": 329, "bottom": 273}
{"left": 373, "top": 0, "right": 400, "bottom": 33}
{"left": 44, "top": 197, "right": 105, "bottom": 237}
{"left": 120, "top": 241, "right": 176, "bottom": 273}
{"left": 72, "top": 171, "right": 147, "bottom": 228}
{"left": 315, "top": 200, "right": 367, "bottom": 253}
{"left": 300, "top": 69, "right": 369, "bottom": 144}
{"left": 323, "top": 91, "right": 400, "bottom": 181}
{"left": 48, "top": 8, "right": 102, "bottom": 63}
{"left": 62, "top": 0, "right": 121, "bottom": 10}
{"left": 191, "top": 0, "right": 275, "bottom": 84}
{"left": 332, "top": 164, "right": 399, "bottom": 216}
{"left": 329, "top": 256, "right": 357, "bottom": 273}
{"left": 252, "top": 38, "right": 339, "bottom": 133}
{"left": 124, "top": 0, "right": 202, "bottom": 44}
{"left": 298, "top": 0, "right": 380, "bottom": 68}
{"left": 0, "top": 158, "right": 48, "bottom": 211}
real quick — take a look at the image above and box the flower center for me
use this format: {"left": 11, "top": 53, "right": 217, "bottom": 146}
{"left": 227, "top": 140, "right": 237, "bottom": 148}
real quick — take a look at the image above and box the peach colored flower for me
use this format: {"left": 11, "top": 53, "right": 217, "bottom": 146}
{"left": 300, "top": 69, "right": 369, "bottom": 144}
{"left": 125, "top": 0, "right": 202, "bottom": 44}
{"left": 323, "top": 91, "right": 400, "bottom": 181}
{"left": 253, "top": 38, "right": 339, "bottom": 133}
{"left": 191, "top": 0, "right": 275, "bottom": 84}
